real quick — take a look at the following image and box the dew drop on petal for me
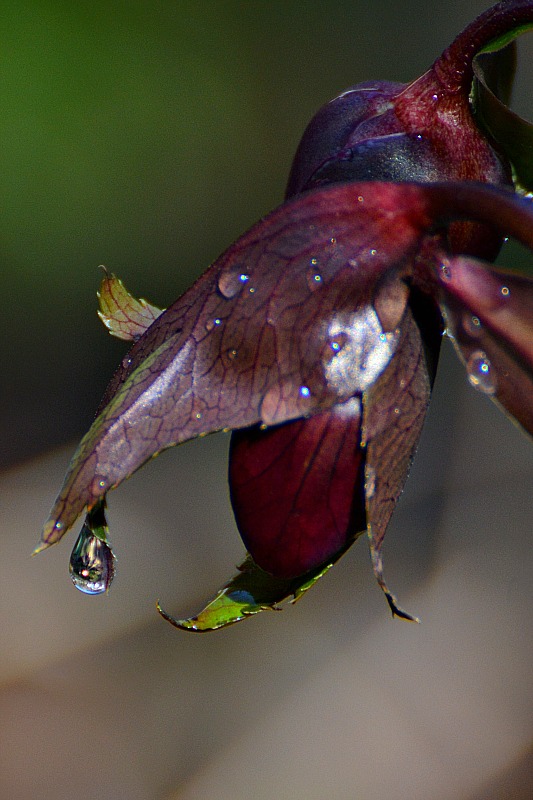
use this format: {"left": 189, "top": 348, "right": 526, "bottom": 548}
{"left": 69, "top": 521, "right": 115, "bottom": 595}
{"left": 221, "top": 348, "right": 239, "bottom": 367}
{"left": 205, "top": 317, "right": 222, "bottom": 332}
{"left": 500, "top": 285, "right": 510, "bottom": 298}
{"left": 306, "top": 268, "right": 323, "bottom": 290}
{"left": 299, "top": 385, "right": 311, "bottom": 398}
{"left": 439, "top": 262, "right": 452, "bottom": 282}
{"left": 463, "top": 314, "right": 482, "bottom": 337}
{"left": 218, "top": 267, "right": 250, "bottom": 299}
{"left": 466, "top": 350, "right": 496, "bottom": 394}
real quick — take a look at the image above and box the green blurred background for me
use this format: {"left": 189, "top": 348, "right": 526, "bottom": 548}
{"left": 2, "top": 0, "right": 515, "bottom": 467}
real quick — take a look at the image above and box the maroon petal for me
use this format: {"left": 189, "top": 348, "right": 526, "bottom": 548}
{"left": 40, "top": 181, "right": 432, "bottom": 547}
{"left": 363, "top": 296, "right": 442, "bottom": 619}
{"left": 229, "top": 400, "right": 365, "bottom": 579}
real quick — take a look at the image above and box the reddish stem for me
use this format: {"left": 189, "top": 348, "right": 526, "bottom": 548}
{"left": 434, "top": 0, "right": 533, "bottom": 93}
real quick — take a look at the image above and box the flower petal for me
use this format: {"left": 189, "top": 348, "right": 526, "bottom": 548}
{"left": 39, "top": 181, "right": 433, "bottom": 548}
{"left": 229, "top": 400, "right": 365, "bottom": 579}
{"left": 439, "top": 255, "right": 533, "bottom": 435}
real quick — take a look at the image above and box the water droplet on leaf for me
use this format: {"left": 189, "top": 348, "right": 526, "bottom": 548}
{"left": 69, "top": 521, "right": 115, "bottom": 595}
{"left": 466, "top": 350, "right": 496, "bottom": 394}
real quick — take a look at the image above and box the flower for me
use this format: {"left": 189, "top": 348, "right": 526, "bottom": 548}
{"left": 36, "top": 1, "right": 533, "bottom": 629}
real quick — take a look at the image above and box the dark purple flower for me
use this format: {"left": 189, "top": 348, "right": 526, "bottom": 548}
{"left": 36, "top": 1, "right": 533, "bottom": 629}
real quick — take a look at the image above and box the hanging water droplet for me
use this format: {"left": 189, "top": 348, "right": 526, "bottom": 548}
{"left": 500, "top": 285, "right": 510, "bottom": 297}
{"left": 466, "top": 350, "right": 496, "bottom": 395}
{"left": 69, "top": 521, "right": 115, "bottom": 595}
{"left": 306, "top": 268, "right": 323, "bottom": 290}
{"left": 218, "top": 267, "right": 250, "bottom": 299}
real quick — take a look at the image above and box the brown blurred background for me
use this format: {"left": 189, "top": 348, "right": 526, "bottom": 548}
{"left": 1, "top": 2, "right": 532, "bottom": 798}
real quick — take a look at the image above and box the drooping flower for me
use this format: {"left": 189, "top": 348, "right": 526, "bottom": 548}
{"left": 36, "top": 1, "right": 533, "bottom": 629}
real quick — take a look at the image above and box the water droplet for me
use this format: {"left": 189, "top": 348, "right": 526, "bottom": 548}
{"left": 466, "top": 350, "right": 496, "bottom": 394}
{"left": 325, "top": 332, "right": 349, "bottom": 358}
{"left": 248, "top": 287, "right": 256, "bottom": 294}
{"left": 370, "top": 249, "right": 377, "bottom": 257}
{"left": 90, "top": 475, "right": 108, "bottom": 495}
{"left": 306, "top": 268, "right": 323, "bottom": 290}
{"left": 432, "top": 93, "right": 439, "bottom": 102}
{"left": 310, "top": 257, "right": 318, "bottom": 266}
{"left": 205, "top": 317, "right": 222, "bottom": 332}
{"left": 299, "top": 385, "right": 311, "bottom": 398}
{"left": 357, "top": 195, "right": 364, "bottom": 203}
{"left": 463, "top": 314, "right": 482, "bottom": 336}
{"left": 69, "top": 521, "right": 115, "bottom": 595}
{"left": 221, "top": 348, "right": 239, "bottom": 367}
{"left": 218, "top": 267, "right": 250, "bottom": 299}
{"left": 365, "top": 466, "right": 376, "bottom": 499}
{"left": 195, "top": 412, "right": 202, "bottom": 420}
{"left": 440, "top": 262, "right": 452, "bottom": 282}
{"left": 500, "top": 286, "right": 510, "bottom": 297}
{"left": 54, "top": 521, "right": 64, "bottom": 531}
{"left": 330, "top": 237, "right": 337, "bottom": 245}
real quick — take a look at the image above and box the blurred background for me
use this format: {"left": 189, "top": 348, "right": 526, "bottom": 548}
{"left": 1, "top": 1, "right": 532, "bottom": 798}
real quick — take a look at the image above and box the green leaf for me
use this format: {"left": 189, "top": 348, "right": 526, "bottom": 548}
{"left": 472, "top": 27, "right": 533, "bottom": 193}
{"left": 156, "top": 554, "right": 338, "bottom": 631}
{"left": 97, "top": 270, "right": 163, "bottom": 341}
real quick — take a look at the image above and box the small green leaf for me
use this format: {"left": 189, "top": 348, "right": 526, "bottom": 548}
{"left": 472, "top": 28, "right": 533, "bottom": 193}
{"left": 156, "top": 554, "right": 338, "bottom": 631}
{"left": 97, "top": 270, "right": 164, "bottom": 341}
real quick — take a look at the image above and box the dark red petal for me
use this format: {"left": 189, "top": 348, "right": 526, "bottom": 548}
{"left": 363, "top": 297, "right": 441, "bottom": 619}
{"left": 229, "top": 401, "right": 365, "bottom": 579}
{"left": 438, "top": 255, "right": 533, "bottom": 435}
{"left": 41, "top": 181, "right": 431, "bottom": 546}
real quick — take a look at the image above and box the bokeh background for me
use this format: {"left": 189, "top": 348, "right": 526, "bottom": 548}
{"left": 1, "top": 2, "right": 532, "bottom": 798}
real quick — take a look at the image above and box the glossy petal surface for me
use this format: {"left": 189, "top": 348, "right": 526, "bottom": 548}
{"left": 230, "top": 401, "right": 365, "bottom": 579}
